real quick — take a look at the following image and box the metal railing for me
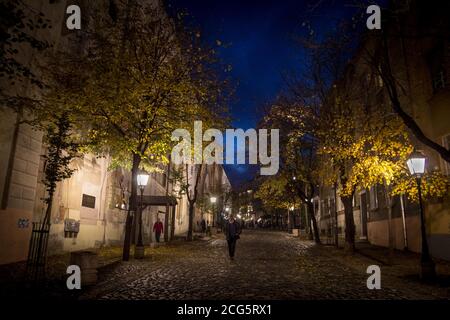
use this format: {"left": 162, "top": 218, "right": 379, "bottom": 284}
{"left": 26, "top": 222, "right": 51, "bottom": 282}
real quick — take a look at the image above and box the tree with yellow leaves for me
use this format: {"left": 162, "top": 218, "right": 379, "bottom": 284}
{"left": 318, "top": 61, "right": 448, "bottom": 252}
{"left": 39, "top": 1, "right": 230, "bottom": 260}
{"left": 269, "top": 26, "right": 449, "bottom": 251}
{"left": 256, "top": 97, "right": 321, "bottom": 242}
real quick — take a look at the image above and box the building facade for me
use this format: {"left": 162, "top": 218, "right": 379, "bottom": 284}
{"left": 313, "top": 0, "right": 450, "bottom": 260}
{"left": 0, "top": 0, "right": 232, "bottom": 265}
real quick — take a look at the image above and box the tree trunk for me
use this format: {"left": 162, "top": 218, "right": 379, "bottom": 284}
{"left": 296, "top": 185, "right": 319, "bottom": 242}
{"left": 308, "top": 221, "right": 313, "bottom": 239}
{"left": 333, "top": 184, "right": 339, "bottom": 248}
{"left": 42, "top": 191, "right": 53, "bottom": 227}
{"left": 287, "top": 209, "right": 291, "bottom": 233}
{"left": 187, "top": 202, "right": 195, "bottom": 241}
{"left": 341, "top": 195, "right": 355, "bottom": 252}
{"left": 171, "top": 205, "right": 176, "bottom": 240}
{"left": 35, "top": 190, "right": 53, "bottom": 271}
{"left": 123, "top": 153, "right": 140, "bottom": 261}
{"left": 305, "top": 206, "right": 313, "bottom": 239}
{"left": 384, "top": 183, "right": 395, "bottom": 263}
{"left": 307, "top": 201, "right": 320, "bottom": 244}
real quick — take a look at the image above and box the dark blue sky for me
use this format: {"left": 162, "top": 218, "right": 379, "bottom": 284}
{"left": 165, "top": 0, "right": 370, "bottom": 188}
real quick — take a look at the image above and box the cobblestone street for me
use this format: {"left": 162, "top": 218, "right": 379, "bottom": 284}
{"left": 81, "top": 230, "right": 449, "bottom": 300}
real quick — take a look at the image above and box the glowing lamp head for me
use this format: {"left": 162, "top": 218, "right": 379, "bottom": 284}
{"left": 210, "top": 196, "right": 217, "bottom": 203}
{"left": 406, "top": 151, "right": 426, "bottom": 177}
{"left": 137, "top": 173, "right": 149, "bottom": 188}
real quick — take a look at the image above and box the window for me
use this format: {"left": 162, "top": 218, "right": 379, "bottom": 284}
{"left": 320, "top": 200, "right": 325, "bottom": 218}
{"left": 369, "top": 186, "right": 378, "bottom": 210}
{"left": 395, "top": 0, "right": 411, "bottom": 12}
{"left": 432, "top": 70, "right": 447, "bottom": 91}
{"left": 82, "top": 194, "right": 96, "bottom": 209}
{"left": 376, "top": 184, "right": 387, "bottom": 208}
{"left": 427, "top": 42, "right": 447, "bottom": 93}
{"left": 329, "top": 198, "right": 336, "bottom": 215}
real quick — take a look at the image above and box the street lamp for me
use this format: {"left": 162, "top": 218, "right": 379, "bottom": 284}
{"left": 406, "top": 151, "right": 435, "bottom": 279}
{"left": 210, "top": 196, "right": 217, "bottom": 227}
{"left": 135, "top": 172, "right": 149, "bottom": 259}
{"left": 288, "top": 205, "right": 295, "bottom": 233}
{"left": 406, "top": 151, "right": 426, "bottom": 176}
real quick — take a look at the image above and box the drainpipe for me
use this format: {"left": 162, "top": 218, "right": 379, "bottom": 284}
{"left": 333, "top": 183, "right": 338, "bottom": 247}
{"left": 164, "top": 155, "right": 171, "bottom": 242}
{"left": 100, "top": 157, "right": 109, "bottom": 246}
{"left": 1, "top": 109, "right": 22, "bottom": 209}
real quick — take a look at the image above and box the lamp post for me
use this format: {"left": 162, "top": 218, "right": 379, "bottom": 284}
{"left": 210, "top": 196, "right": 217, "bottom": 227}
{"left": 406, "top": 151, "right": 435, "bottom": 280}
{"left": 288, "top": 205, "right": 295, "bottom": 233}
{"left": 135, "top": 172, "right": 149, "bottom": 259}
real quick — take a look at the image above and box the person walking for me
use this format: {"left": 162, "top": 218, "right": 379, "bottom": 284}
{"left": 153, "top": 218, "right": 164, "bottom": 243}
{"left": 224, "top": 214, "right": 241, "bottom": 260}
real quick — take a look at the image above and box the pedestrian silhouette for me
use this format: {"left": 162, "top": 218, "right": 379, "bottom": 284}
{"left": 224, "top": 214, "right": 241, "bottom": 260}
{"left": 153, "top": 218, "right": 164, "bottom": 243}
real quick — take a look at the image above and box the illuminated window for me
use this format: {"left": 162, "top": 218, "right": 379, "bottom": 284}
{"left": 427, "top": 42, "right": 447, "bottom": 93}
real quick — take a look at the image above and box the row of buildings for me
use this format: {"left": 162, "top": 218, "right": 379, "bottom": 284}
{"left": 310, "top": 1, "right": 449, "bottom": 260}
{"left": 0, "top": 0, "right": 232, "bottom": 265}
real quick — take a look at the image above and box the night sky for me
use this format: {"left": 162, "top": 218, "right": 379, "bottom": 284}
{"left": 165, "top": 0, "right": 371, "bottom": 188}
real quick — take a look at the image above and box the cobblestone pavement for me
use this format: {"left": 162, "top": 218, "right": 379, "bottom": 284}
{"left": 80, "top": 230, "right": 449, "bottom": 300}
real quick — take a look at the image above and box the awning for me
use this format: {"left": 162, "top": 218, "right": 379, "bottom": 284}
{"left": 141, "top": 195, "right": 178, "bottom": 206}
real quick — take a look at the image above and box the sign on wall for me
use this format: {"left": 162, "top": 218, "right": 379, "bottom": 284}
{"left": 81, "top": 194, "right": 96, "bottom": 209}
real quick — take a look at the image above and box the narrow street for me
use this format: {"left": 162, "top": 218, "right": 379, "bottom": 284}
{"left": 81, "top": 230, "right": 449, "bottom": 300}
